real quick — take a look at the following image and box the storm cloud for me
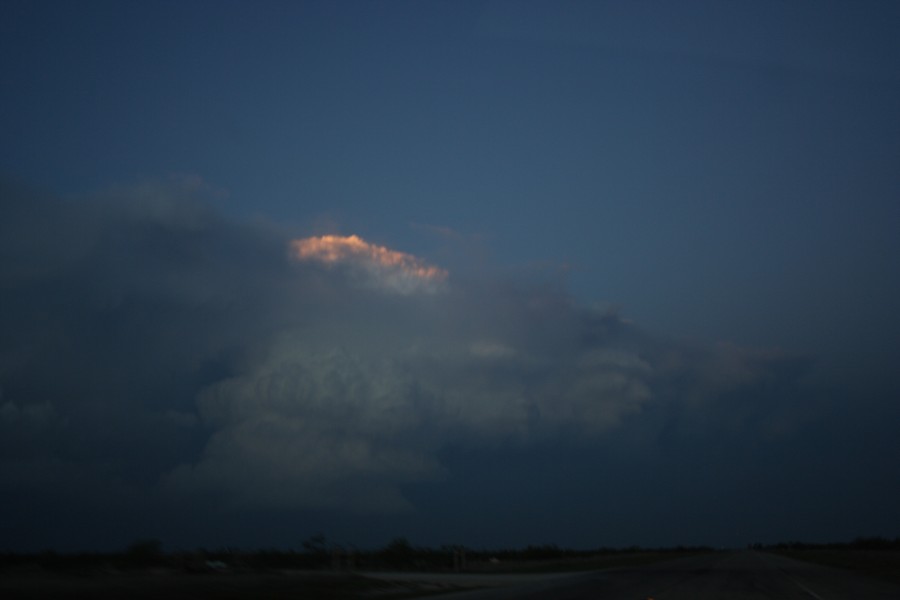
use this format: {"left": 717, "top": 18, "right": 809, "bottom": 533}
{"left": 0, "top": 177, "right": 816, "bottom": 531}
{"left": 4, "top": 0, "right": 900, "bottom": 554}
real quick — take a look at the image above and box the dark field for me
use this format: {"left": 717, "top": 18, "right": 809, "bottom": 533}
{"left": 4, "top": 547, "right": 900, "bottom": 599}
{"left": 771, "top": 549, "right": 900, "bottom": 585}
{"left": 0, "top": 549, "right": 707, "bottom": 600}
{"left": 0, "top": 570, "right": 451, "bottom": 600}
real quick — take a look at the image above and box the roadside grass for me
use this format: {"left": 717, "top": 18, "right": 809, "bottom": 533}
{"left": 460, "top": 549, "right": 715, "bottom": 574}
{"left": 0, "top": 570, "right": 458, "bottom": 600}
{"left": 773, "top": 549, "right": 900, "bottom": 585}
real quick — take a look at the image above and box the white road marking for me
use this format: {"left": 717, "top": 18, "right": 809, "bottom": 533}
{"left": 788, "top": 576, "right": 826, "bottom": 600}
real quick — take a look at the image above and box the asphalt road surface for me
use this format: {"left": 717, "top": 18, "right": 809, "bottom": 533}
{"left": 433, "top": 551, "right": 900, "bottom": 600}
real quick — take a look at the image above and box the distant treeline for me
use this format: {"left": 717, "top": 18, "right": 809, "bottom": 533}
{"left": 0, "top": 536, "right": 713, "bottom": 573}
{"left": 752, "top": 537, "right": 900, "bottom": 552}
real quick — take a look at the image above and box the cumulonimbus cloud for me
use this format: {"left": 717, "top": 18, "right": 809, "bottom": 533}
{"left": 0, "top": 178, "right": 811, "bottom": 517}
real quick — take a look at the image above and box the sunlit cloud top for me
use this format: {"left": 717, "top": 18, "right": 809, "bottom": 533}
{"left": 289, "top": 234, "right": 448, "bottom": 294}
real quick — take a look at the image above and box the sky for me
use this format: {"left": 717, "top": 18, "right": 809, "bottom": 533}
{"left": 1, "top": 0, "right": 899, "bottom": 552}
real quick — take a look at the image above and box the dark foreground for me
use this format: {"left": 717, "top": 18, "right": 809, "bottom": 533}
{"left": 0, "top": 569, "right": 431, "bottom": 600}
{"left": 436, "top": 551, "right": 900, "bottom": 600}
{"left": 3, "top": 551, "right": 900, "bottom": 599}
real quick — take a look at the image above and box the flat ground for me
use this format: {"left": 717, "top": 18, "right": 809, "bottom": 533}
{"left": 3, "top": 550, "right": 900, "bottom": 599}
{"left": 771, "top": 549, "right": 900, "bottom": 585}
{"left": 0, "top": 570, "right": 432, "bottom": 600}
{"left": 0, "top": 551, "right": 703, "bottom": 599}
{"left": 417, "top": 551, "right": 900, "bottom": 600}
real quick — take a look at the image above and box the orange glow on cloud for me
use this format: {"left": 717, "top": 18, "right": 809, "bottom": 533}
{"left": 289, "top": 234, "right": 447, "bottom": 292}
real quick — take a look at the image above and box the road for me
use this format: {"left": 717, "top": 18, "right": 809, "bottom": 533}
{"left": 427, "top": 551, "right": 900, "bottom": 600}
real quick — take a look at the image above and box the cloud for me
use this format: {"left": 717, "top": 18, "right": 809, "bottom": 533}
{"left": 0, "top": 177, "right": 813, "bottom": 521}
{"left": 164, "top": 289, "right": 801, "bottom": 512}
{"left": 469, "top": 340, "right": 517, "bottom": 359}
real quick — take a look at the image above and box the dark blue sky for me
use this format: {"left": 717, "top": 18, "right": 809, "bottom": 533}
{"left": 1, "top": 1, "right": 899, "bottom": 552}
